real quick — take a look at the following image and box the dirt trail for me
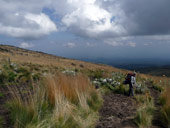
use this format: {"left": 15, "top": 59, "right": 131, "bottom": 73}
{"left": 96, "top": 93, "right": 137, "bottom": 128}
{"left": 0, "top": 87, "right": 12, "bottom": 128}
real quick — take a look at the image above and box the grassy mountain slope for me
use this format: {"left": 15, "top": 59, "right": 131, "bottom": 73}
{"left": 0, "top": 45, "right": 122, "bottom": 72}
{"left": 0, "top": 45, "right": 170, "bottom": 128}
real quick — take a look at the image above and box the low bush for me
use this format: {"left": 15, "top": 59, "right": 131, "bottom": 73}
{"left": 113, "top": 84, "right": 129, "bottom": 95}
{"left": 88, "top": 70, "right": 104, "bottom": 79}
{"left": 152, "top": 84, "right": 163, "bottom": 92}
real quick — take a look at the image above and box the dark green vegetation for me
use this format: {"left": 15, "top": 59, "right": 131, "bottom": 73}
{"left": 135, "top": 66, "right": 170, "bottom": 77}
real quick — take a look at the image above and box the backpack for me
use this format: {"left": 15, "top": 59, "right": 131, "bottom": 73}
{"left": 123, "top": 73, "right": 135, "bottom": 84}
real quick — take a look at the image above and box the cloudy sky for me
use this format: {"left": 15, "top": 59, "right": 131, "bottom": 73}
{"left": 1, "top": 0, "right": 170, "bottom": 60}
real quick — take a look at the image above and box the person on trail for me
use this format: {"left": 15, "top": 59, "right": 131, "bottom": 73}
{"left": 129, "top": 72, "right": 136, "bottom": 96}
{"left": 123, "top": 72, "right": 136, "bottom": 96}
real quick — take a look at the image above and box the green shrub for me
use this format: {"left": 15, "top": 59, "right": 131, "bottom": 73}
{"left": 0, "top": 63, "right": 17, "bottom": 84}
{"left": 152, "top": 84, "right": 163, "bottom": 92}
{"left": 16, "top": 67, "right": 33, "bottom": 83}
{"left": 88, "top": 70, "right": 103, "bottom": 79}
{"left": 100, "top": 86, "right": 111, "bottom": 95}
{"left": 105, "top": 84, "right": 115, "bottom": 91}
{"left": 113, "top": 84, "right": 128, "bottom": 95}
{"left": 8, "top": 71, "right": 17, "bottom": 82}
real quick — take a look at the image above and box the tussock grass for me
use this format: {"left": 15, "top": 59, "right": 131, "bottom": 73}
{"left": 134, "top": 94, "right": 155, "bottom": 128}
{"left": 44, "top": 73, "right": 93, "bottom": 104}
{"left": 6, "top": 73, "right": 102, "bottom": 128}
{"left": 159, "top": 87, "right": 170, "bottom": 127}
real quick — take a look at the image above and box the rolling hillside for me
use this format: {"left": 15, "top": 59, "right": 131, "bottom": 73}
{"left": 0, "top": 45, "right": 170, "bottom": 128}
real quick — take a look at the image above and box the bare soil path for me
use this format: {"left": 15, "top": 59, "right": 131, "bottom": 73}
{"left": 96, "top": 93, "right": 137, "bottom": 128}
{"left": 0, "top": 87, "right": 12, "bottom": 128}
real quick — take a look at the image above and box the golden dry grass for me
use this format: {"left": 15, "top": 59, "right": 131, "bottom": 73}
{"left": 6, "top": 72, "right": 101, "bottom": 127}
{"left": 44, "top": 73, "right": 97, "bottom": 105}
{"left": 161, "top": 87, "right": 170, "bottom": 106}
{"left": 0, "top": 45, "right": 123, "bottom": 73}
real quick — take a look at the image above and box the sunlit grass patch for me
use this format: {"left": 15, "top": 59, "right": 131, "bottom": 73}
{"left": 6, "top": 73, "right": 102, "bottom": 128}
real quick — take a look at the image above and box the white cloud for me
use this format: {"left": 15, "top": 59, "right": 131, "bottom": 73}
{"left": 127, "top": 42, "right": 136, "bottom": 47}
{"left": 144, "top": 42, "right": 153, "bottom": 46}
{"left": 145, "top": 35, "right": 170, "bottom": 41}
{"left": 104, "top": 40, "right": 123, "bottom": 47}
{"left": 63, "top": 42, "right": 76, "bottom": 48}
{"left": 86, "top": 42, "right": 97, "bottom": 47}
{"left": 62, "top": 0, "right": 126, "bottom": 38}
{"left": 19, "top": 42, "right": 34, "bottom": 49}
{"left": 0, "top": 13, "right": 57, "bottom": 39}
{"left": 104, "top": 38, "right": 136, "bottom": 47}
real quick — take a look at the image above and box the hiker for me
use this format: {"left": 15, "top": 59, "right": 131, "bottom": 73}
{"left": 123, "top": 72, "right": 136, "bottom": 96}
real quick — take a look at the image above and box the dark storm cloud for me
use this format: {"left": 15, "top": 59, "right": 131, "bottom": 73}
{"left": 120, "top": 0, "right": 170, "bottom": 35}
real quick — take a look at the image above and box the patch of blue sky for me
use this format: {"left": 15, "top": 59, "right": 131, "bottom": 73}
{"left": 42, "top": 7, "right": 62, "bottom": 24}
{"left": 110, "top": 16, "right": 116, "bottom": 23}
{"left": 0, "top": 35, "right": 19, "bottom": 45}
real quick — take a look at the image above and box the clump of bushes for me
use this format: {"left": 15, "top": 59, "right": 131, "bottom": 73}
{"left": 88, "top": 70, "right": 104, "bottom": 79}
{"left": 0, "top": 62, "right": 42, "bottom": 86}
{"left": 112, "top": 84, "right": 129, "bottom": 95}
{"left": 0, "top": 63, "right": 17, "bottom": 85}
